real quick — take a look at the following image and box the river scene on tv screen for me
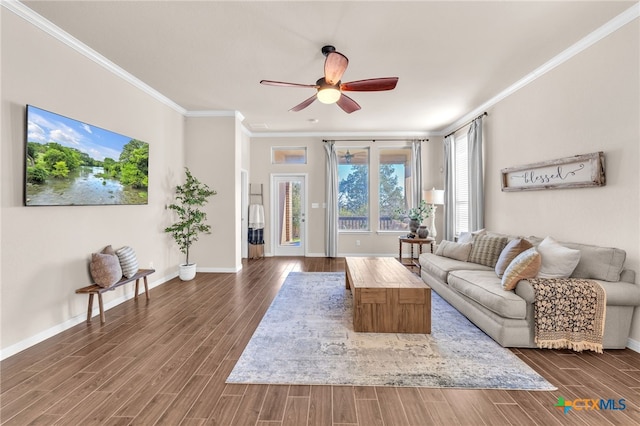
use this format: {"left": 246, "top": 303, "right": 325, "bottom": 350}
{"left": 25, "top": 105, "right": 149, "bottom": 206}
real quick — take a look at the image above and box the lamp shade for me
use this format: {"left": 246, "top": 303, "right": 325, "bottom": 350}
{"left": 423, "top": 188, "right": 444, "bottom": 205}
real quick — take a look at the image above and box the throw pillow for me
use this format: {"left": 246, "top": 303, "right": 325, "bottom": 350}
{"left": 90, "top": 252, "right": 123, "bottom": 288}
{"left": 502, "top": 248, "right": 542, "bottom": 291}
{"left": 116, "top": 246, "right": 139, "bottom": 279}
{"left": 468, "top": 234, "right": 508, "bottom": 268}
{"left": 494, "top": 238, "right": 533, "bottom": 278}
{"left": 457, "top": 228, "right": 486, "bottom": 244}
{"left": 537, "top": 236, "right": 581, "bottom": 278}
{"left": 435, "top": 240, "right": 472, "bottom": 262}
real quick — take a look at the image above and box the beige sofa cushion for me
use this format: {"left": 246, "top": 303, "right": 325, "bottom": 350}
{"left": 435, "top": 240, "right": 472, "bottom": 262}
{"left": 419, "top": 253, "right": 492, "bottom": 284}
{"left": 447, "top": 270, "right": 527, "bottom": 319}
{"left": 563, "top": 242, "right": 627, "bottom": 282}
{"left": 527, "top": 237, "right": 626, "bottom": 282}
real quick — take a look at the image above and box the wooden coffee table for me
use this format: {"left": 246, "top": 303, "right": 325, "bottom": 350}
{"left": 345, "top": 257, "right": 431, "bottom": 333}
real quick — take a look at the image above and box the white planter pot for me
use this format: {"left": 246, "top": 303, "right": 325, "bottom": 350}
{"left": 179, "top": 263, "right": 197, "bottom": 281}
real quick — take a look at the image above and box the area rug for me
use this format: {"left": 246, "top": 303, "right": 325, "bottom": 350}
{"left": 227, "top": 272, "right": 556, "bottom": 390}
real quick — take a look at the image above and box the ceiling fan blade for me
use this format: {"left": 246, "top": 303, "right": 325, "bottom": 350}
{"left": 260, "top": 80, "right": 318, "bottom": 89}
{"left": 336, "top": 94, "right": 361, "bottom": 114}
{"left": 341, "top": 77, "right": 399, "bottom": 92}
{"left": 324, "top": 52, "right": 348, "bottom": 85}
{"left": 289, "top": 95, "right": 317, "bottom": 112}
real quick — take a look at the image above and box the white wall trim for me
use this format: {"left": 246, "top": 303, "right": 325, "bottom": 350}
{"left": 6, "top": 0, "right": 637, "bottom": 139}
{"left": 0, "top": 272, "right": 177, "bottom": 361}
{"left": 438, "top": 2, "right": 640, "bottom": 137}
{"left": 339, "top": 252, "right": 398, "bottom": 258}
{"left": 197, "top": 266, "right": 243, "bottom": 273}
{"left": 249, "top": 130, "right": 433, "bottom": 139}
{"left": 184, "top": 110, "right": 237, "bottom": 118}
{"left": 626, "top": 337, "right": 640, "bottom": 353}
{"left": 1, "top": 0, "right": 188, "bottom": 116}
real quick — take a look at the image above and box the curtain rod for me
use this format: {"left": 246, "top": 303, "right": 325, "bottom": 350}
{"left": 322, "top": 138, "right": 428, "bottom": 143}
{"left": 444, "top": 112, "right": 488, "bottom": 139}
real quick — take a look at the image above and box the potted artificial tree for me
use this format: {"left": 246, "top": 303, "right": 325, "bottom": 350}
{"left": 164, "top": 168, "right": 217, "bottom": 281}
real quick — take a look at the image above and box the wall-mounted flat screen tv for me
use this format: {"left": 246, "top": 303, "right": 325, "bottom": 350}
{"left": 25, "top": 105, "right": 149, "bottom": 206}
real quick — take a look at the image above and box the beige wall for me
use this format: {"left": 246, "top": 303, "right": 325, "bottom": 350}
{"left": 185, "top": 115, "right": 242, "bottom": 271}
{"left": 1, "top": 10, "right": 185, "bottom": 356}
{"left": 482, "top": 21, "right": 640, "bottom": 340}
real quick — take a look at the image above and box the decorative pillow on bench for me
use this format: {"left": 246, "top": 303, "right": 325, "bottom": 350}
{"left": 116, "top": 246, "right": 139, "bottom": 279}
{"left": 90, "top": 245, "right": 122, "bottom": 288}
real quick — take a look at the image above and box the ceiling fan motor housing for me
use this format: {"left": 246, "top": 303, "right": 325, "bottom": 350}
{"left": 321, "top": 45, "right": 336, "bottom": 56}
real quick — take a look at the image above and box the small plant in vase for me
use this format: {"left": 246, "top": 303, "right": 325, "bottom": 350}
{"left": 164, "top": 168, "right": 216, "bottom": 281}
{"left": 395, "top": 200, "right": 434, "bottom": 237}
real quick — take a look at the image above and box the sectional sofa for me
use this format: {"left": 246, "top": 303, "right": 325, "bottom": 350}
{"left": 418, "top": 232, "right": 640, "bottom": 349}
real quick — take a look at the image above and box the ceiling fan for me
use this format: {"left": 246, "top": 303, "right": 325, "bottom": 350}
{"left": 260, "top": 45, "right": 399, "bottom": 114}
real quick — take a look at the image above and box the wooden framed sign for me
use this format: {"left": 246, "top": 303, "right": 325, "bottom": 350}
{"left": 501, "top": 152, "right": 605, "bottom": 192}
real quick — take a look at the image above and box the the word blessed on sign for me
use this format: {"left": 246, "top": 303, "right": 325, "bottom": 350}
{"left": 501, "top": 152, "right": 605, "bottom": 192}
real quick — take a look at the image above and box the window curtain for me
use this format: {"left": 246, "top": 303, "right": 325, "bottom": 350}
{"left": 468, "top": 117, "right": 484, "bottom": 231}
{"left": 323, "top": 141, "right": 339, "bottom": 257}
{"left": 410, "top": 140, "right": 422, "bottom": 208}
{"left": 443, "top": 134, "right": 455, "bottom": 241}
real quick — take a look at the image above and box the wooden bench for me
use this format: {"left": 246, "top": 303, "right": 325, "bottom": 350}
{"left": 76, "top": 269, "right": 155, "bottom": 324}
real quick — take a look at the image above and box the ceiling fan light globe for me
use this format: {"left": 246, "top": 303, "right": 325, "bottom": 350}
{"left": 317, "top": 88, "right": 341, "bottom": 104}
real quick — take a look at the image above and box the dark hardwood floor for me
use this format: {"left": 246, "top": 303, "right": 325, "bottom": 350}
{"left": 2, "top": 257, "right": 640, "bottom": 425}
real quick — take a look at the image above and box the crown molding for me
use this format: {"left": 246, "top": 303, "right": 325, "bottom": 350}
{"left": 2, "top": 0, "right": 187, "bottom": 115}
{"left": 184, "top": 110, "right": 237, "bottom": 118}
{"left": 438, "top": 2, "right": 640, "bottom": 137}
{"left": 247, "top": 130, "right": 433, "bottom": 139}
{"left": 5, "top": 0, "right": 638, "bottom": 138}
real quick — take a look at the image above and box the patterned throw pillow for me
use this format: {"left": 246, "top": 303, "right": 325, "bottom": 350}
{"left": 435, "top": 240, "right": 472, "bottom": 262}
{"left": 468, "top": 235, "right": 508, "bottom": 268}
{"left": 116, "top": 246, "right": 139, "bottom": 279}
{"left": 494, "top": 238, "right": 533, "bottom": 278}
{"left": 90, "top": 252, "right": 123, "bottom": 288}
{"left": 502, "top": 248, "right": 542, "bottom": 290}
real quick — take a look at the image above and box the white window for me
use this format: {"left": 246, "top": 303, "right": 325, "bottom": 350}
{"left": 337, "top": 148, "right": 369, "bottom": 231}
{"left": 454, "top": 135, "right": 469, "bottom": 235}
{"left": 378, "top": 147, "right": 412, "bottom": 231}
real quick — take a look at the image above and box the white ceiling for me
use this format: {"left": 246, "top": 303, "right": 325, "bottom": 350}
{"left": 19, "top": 1, "right": 637, "bottom": 136}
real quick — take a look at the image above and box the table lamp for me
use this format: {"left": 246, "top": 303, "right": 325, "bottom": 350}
{"left": 423, "top": 188, "right": 445, "bottom": 239}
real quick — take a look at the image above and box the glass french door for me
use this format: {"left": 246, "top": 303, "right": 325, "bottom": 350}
{"left": 272, "top": 174, "right": 306, "bottom": 256}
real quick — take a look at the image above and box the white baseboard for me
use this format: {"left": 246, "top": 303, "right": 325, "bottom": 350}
{"left": 197, "top": 266, "right": 242, "bottom": 273}
{"left": 305, "top": 252, "right": 327, "bottom": 257}
{"left": 626, "top": 337, "right": 640, "bottom": 353}
{"left": 0, "top": 272, "right": 175, "bottom": 361}
{"left": 339, "top": 252, "right": 398, "bottom": 258}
